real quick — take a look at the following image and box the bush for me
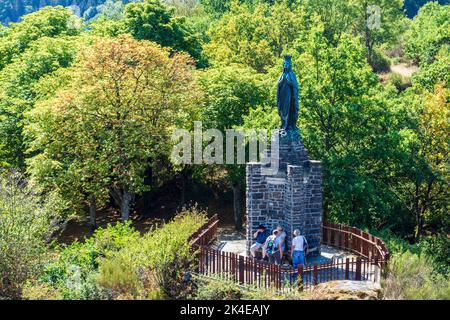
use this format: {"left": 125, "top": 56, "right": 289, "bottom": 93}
{"left": 0, "top": 172, "right": 60, "bottom": 299}
{"left": 21, "top": 282, "right": 63, "bottom": 300}
{"left": 37, "top": 221, "right": 140, "bottom": 300}
{"left": 370, "top": 50, "right": 391, "bottom": 73}
{"left": 389, "top": 72, "right": 410, "bottom": 91}
{"left": 101, "top": 206, "right": 208, "bottom": 299}
{"left": 192, "top": 274, "right": 305, "bottom": 300}
{"left": 96, "top": 257, "right": 141, "bottom": 298}
{"left": 194, "top": 276, "right": 243, "bottom": 300}
{"left": 374, "top": 228, "right": 449, "bottom": 278}
{"left": 24, "top": 205, "right": 207, "bottom": 300}
{"left": 382, "top": 251, "right": 450, "bottom": 300}
{"left": 389, "top": 72, "right": 403, "bottom": 89}
{"left": 419, "top": 236, "right": 450, "bottom": 276}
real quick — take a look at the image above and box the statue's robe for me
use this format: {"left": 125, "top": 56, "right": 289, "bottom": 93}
{"left": 277, "top": 71, "right": 299, "bottom": 131}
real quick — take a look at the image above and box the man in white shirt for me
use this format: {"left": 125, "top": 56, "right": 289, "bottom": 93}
{"left": 291, "top": 229, "right": 307, "bottom": 268}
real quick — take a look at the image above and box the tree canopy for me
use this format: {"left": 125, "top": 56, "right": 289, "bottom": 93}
{"left": 0, "top": 0, "right": 448, "bottom": 260}
{"left": 26, "top": 35, "right": 201, "bottom": 221}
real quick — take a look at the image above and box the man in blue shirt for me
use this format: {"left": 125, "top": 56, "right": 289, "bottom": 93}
{"left": 250, "top": 225, "right": 268, "bottom": 258}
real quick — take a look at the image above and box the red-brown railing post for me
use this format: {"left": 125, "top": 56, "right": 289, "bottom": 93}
{"left": 298, "top": 265, "right": 304, "bottom": 291}
{"left": 355, "top": 257, "right": 362, "bottom": 281}
{"left": 200, "top": 247, "right": 205, "bottom": 274}
{"left": 238, "top": 255, "right": 244, "bottom": 284}
{"left": 253, "top": 259, "right": 256, "bottom": 286}
{"left": 274, "top": 264, "right": 279, "bottom": 289}
{"left": 345, "top": 258, "right": 350, "bottom": 280}
{"left": 374, "top": 256, "right": 379, "bottom": 282}
{"left": 213, "top": 249, "right": 216, "bottom": 274}
{"left": 231, "top": 254, "right": 236, "bottom": 280}
{"left": 313, "top": 263, "right": 318, "bottom": 285}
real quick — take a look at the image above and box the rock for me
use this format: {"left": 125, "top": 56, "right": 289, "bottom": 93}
{"left": 310, "top": 280, "right": 381, "bottom": 300}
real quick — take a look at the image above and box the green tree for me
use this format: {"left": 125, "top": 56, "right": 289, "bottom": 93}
{"left": 301, "top": 0, "right": 406, "bottom": 70}
{"left": 123, "top": 0, "right": 203, "bottom": 63}
{"left": 0, "top": 172, "right": 60, "bottom": 299}
{"left": 394, "top": 85, "right": 449, "bottom": 239}
{"left": 403, "top": 0, "right": 450, "bottom": 18}
{"left": 404, "top": 2, "right": 450, "bottom": 66}
{"left": 27, "top": 35, "right": 201, "bottom": 221}
{"left": 243, "top": 25, "right": 404, "bottom": 228}
{"left": 293, "top": 29, "right": 398, "bottom": 226}
{"left": 411, "top": 47, "right": 450, "bottom": 91}
{"left": 163, "top": 0, "right": 200, "bottom": 16}
{"left": 303, "top": 0, "right": 357, "bottom": 46}
{"left": 0, "top": 6, "right": 81, "bottom": 71}
{"left": 204, "top": 1, "right": 307, "bottom": 72}
{"left": 352, "top": 0, "right": 405, "bottom": 68}
{"left": 0, "top": 36, "right": 80, "bottom": 170}
{"left": 198, "top": 64, "right": 271, "bottom": 229}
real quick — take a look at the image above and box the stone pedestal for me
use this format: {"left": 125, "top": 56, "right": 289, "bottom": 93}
{"left": 246, "top": 133, "right": 323, "bottom": 255}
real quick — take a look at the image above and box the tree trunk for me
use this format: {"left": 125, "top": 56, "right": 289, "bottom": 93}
{"left": 89, "top": 196, "right": 97, "bottom": 229}
{"left": 121, "top": 188, "right": 131, "bottom": 221}
{"left": 180, "top": 166, "right": 188, "bottom": 208}
{"left": 110, "top": 189, "right": 122, "bottom": 208}
{"left": 364, "top": 3, "right": 374, "bottom": 66}
{"left": 233, "top": 183, "right": 242, "bottom": 231}
{"left": 414, "top": 182, "right": 422, "bottom": 240}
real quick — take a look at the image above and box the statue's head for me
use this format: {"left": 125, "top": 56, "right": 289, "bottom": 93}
{"left": 283, "top": 55, "right": 292, "bottom": 72}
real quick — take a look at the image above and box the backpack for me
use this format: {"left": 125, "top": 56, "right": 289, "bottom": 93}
{"left": 266, "top": 237, "right": 277, "bottom": 255}
{"left": 301, "top": 236, "right": 309, "bottom": 253}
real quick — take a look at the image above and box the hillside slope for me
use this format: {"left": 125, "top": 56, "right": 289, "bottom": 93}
{"left": 2, "top": 0, "right": 449, "bottom": 25}
{"left": 0, "top": 0, "right": 135, "bottom": 25}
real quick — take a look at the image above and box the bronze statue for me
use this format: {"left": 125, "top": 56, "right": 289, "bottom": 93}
{"left": 277, "top": 55, "right": 299, "bottom": 132}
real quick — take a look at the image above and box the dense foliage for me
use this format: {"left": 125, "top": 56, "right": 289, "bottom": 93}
{"left": 0, "top": 172, "right": 61, "bottom": 298}
{"left": 22, "top": 207, "right": 206, "bottom": 300}
{"left": 25, "top": 34, "right": 201, "bottom": 222}
{"left": 0, "top": 0, "right": 448, "bottom": 300}
{"left": 382, "top": 250, "right": 450, "bottom": 299}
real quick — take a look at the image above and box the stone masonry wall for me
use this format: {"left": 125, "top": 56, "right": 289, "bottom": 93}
{"left": 246, "top": 135, "right": 323, "bottom": 255}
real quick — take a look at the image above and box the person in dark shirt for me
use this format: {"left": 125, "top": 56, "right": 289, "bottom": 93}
{"left": 250, "top": 225, "right": 268, "bottom": 258}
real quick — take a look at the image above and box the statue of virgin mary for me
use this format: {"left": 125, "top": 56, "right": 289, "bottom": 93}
{"left": 277, "top": 55, "right": 299, "bottom": 132}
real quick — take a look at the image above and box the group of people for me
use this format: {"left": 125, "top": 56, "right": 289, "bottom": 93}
{"left": 250, "top": 225, "right": 308, "bottom": 268}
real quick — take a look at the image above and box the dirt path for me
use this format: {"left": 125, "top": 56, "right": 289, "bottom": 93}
{"left": 390, "top": 63, "right": 419, "bottom": 78}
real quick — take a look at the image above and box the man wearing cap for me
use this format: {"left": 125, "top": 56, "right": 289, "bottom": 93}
{"left": 250, "top": 225, "right": 268, "bottom": 258}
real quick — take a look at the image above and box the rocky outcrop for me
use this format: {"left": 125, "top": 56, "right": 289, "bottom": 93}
{"left": 308, "top": 280, "right": 382, "bottom": 300}
{"left": 0, "top": 0, "right": 133, "bottom": 25}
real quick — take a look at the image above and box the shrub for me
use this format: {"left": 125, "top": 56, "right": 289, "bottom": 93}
{"left": 21, "top": 282, "right": 63, "bottom": 300}
{"left": 29, "top": 205, "right": 207, "bottom": 300}
{"left": 0, "top": 172, "right": 60, "bottom": 299}
{"left": 382, "top": 251, "right": 450, "bottom": 300}
{"left": 96, "top": 257, "right": 141, "bottom": 298}
{"left": 419, "top": 236, "right": 450, "bottom": 276}
{"left": 102, "top": 206, "right": 208, "bottom": 299}
{"left": 37, "top": 221, "right": 140, "bottom": 300}
{"left": 389, "top": 72, "right": 403, "bottom": 90}
{"left": 374, "top": 228, "right": 449, "bottom": 277}
{"left": 370, "top": 50, "right": 391, "bottom": 73}
{"left": 194, "top": 276, "right": 243, "bottom": 300}
{"left": 389, "top": 72, "right": 411, "bottom": 91}
{"left": 192, "top": 274, "right": 305, "bottom": 300}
